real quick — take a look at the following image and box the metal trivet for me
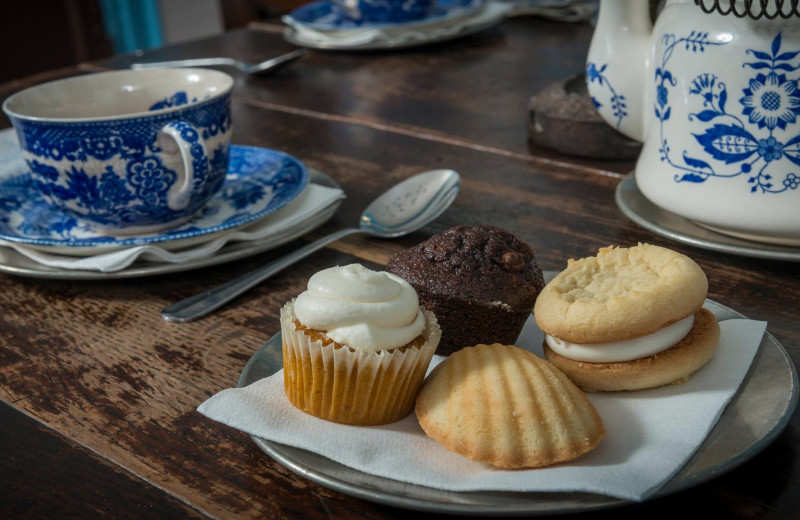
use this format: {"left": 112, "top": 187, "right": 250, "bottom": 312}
{"left": 694, "top": 0, "right": 800, "bottom": 19}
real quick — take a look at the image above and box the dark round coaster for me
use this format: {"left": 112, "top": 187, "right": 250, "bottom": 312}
{"left": 527, "top": 74, "right": 642, "bottom": 160}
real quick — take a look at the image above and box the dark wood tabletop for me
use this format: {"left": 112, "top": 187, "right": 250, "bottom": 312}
{"left": 1, "top": 17, "right": 798, "bottom": 520}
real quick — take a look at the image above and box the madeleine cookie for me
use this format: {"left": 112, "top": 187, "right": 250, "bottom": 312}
{"left": 534, "top": 244, "right": 720, "bottom": 392}
{"left": 415, "top": 344, "right": 605, "bottom": 469}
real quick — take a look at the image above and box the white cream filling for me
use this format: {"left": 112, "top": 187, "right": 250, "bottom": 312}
{"left": 294, "top": 264, "right": 424, "bottom": 352}
{"left": 545, "top": 314, "right": 695, "bottom": 363}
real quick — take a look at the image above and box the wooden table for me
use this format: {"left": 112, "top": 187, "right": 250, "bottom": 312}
{"left": 1, "top": 18, "right": 798, "bottom": 519}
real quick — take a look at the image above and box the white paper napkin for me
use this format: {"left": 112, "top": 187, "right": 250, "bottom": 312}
{"left": 198, "top": 317, "right": 767, "bottom": 502}
{"left": 0, "top": 184, "right": 344, "bottom": 272}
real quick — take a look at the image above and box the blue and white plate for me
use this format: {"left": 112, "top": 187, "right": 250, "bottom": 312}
{"left": 0, "top": 145, "right": 309, "bottom": 255}
{"left": 285, "top": 0, "right": 483, "bottom": 31}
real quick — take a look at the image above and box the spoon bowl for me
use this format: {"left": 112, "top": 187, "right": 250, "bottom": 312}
{"left": 162, "top": 169, "right": 460, "bottom": 322}
{"left": 360, "top": 169, "right": 460, "bottom": 237}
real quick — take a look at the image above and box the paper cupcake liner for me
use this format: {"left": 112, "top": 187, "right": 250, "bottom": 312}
{"left": 280, "top": 301, "right": 440, "bottom": 425}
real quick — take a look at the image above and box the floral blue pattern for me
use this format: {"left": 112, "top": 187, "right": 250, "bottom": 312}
{"left": 128, "top": 156, "right": 176, "bottom": 206}
{"left": 15, "top": 93, "right": 230, "bottom": 163}
{"left": 0, "top": 145, "right": 309, "bottom": 248}
{"left": 148, "top": 91, "right": 194, "bottom": 111}
{"left": 286, "top": 0, "right": 480, "bottom": 30}
{"left": 9, "top": 92, "right": 232, "bottom": 228}
{"left": 656, "top": 32, "right": 800, "bottom": 194}
{"left": 586, "top": 62, "right": 628, "bottom": 130}
{"left": 341, "top": 0, "right": 434, "bottom": 24}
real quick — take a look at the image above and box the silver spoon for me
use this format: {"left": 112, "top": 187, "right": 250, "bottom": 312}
{"left": 131, "top": 49, "right": 307, "bottom": 76}
{"left": 162, "top": 169, "right": 460, "bottom": 322}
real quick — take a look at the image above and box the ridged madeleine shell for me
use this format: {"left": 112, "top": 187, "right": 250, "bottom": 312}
{"left": 415, "top": 344, "right": 605, "bottom": 469}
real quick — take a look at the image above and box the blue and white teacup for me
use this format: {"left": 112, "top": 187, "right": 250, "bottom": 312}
{"left": 334, "top": 0, "right": 436, "bottom": 24}
{"left": 3, "top": 68, "right": 233, "bottom": 235}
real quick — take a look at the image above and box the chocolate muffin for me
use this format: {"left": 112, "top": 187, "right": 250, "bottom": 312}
{"left": 386, "top": 225, "right": 545, "bottom": 355}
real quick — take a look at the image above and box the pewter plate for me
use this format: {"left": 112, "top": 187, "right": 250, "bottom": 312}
{"left": 238, "top": 277, "right": 798, "bottom": 516}
{"left": 615, "top": 173, "right": 800, "bottom": 262}
{"left": 0, "top": 170, "right": 341, "bottom": 280}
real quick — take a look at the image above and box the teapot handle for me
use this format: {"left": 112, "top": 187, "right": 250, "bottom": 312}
{"left": 585, "top": 0, "right": 652, "bottom": 142}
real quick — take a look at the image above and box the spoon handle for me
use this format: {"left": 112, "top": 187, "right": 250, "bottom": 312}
{"left": 132, "top": 57, "right": 241, "bottom": 70}
{"left": 161, "top": 227, "right": 363, "bottom": 322}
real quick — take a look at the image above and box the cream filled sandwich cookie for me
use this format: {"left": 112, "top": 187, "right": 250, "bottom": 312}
{"left": 533, "top": 244, "right": 720, "bottom": 392}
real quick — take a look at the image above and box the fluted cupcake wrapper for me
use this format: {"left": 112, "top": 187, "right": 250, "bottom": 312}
{"left": 280, "top": 301, "right": 440, "bottom": 426}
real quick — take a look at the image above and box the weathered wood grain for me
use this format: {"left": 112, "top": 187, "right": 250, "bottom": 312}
{"left": 223, "top": 102, "right": 800, "bottom": 349}
{"left": 0, "top": 402, "right": 207, "bottom": 519}
{"left": 91, "top": 24, "right": 634, "bottom": 176}
{"left": 0, "top": 22, "right": 799, "bottom": 520}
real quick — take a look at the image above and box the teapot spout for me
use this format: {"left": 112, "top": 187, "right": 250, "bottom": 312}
{"left": 586, "top": 0, "right": 653, "bottom": 142}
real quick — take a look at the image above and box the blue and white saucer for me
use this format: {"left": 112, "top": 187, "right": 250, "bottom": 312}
{"left": 0, "top": 145, "right": 309, "bottom": 255}
{"left": 285, "top": 0, "right": 483, "bottom": 31}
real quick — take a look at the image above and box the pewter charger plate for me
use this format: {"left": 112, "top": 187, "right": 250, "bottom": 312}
{"left": 237, "top": 275, "right": 798, "bottom": 516}
{"left": 615, "top": 173, "right": 800, "bottom": 262}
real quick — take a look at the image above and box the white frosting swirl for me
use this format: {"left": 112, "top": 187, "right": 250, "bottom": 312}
{"left": 545, "top": 315, "right": 695, "bottom": 363}
{"left": 294, "top": 264, "right": 425, "bottom": 352}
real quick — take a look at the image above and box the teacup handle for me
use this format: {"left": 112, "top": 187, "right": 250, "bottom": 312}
{"left": 159, "top": 121, "right": 209, "bottom": 211}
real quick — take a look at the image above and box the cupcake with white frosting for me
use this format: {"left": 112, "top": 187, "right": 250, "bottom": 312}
{"left": 280, "top": 263, "right": 440, "bottom": 425}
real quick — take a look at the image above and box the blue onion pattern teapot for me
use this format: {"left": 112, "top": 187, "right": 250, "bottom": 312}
{"left": 586, "top": 0, "right": 800, "bottom": 245}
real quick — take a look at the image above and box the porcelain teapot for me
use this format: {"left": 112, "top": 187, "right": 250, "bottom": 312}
{"left": 586, "top": 0, "right": 800, "bottom": 245}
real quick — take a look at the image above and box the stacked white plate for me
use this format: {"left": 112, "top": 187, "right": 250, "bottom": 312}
{"left": 0, "top": 129, "right": 345, "bottom": 279}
